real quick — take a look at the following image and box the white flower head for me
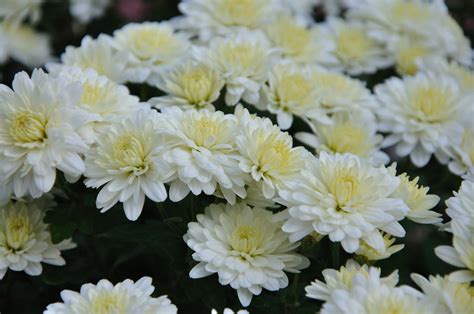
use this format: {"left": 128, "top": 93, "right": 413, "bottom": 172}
{"left": 159, "top": 107, "right": 247, "bottom": 204}
{"left": 177, "top": 0, "right": 281, "bottom": 40}
{"left": 44, "top": 276, "right": 177, "bottom": 314}
{"left": 149, "top": 60, "right": 224, "bottom": 111}
{"left": 390, "top": 172, "right": 441, "bottom": 224}
{"left": 325, "top": 18, "right": 393, "bottom": 75}
{"left": 0, "top": 22, "right": 51, "bottom": 68}
{"left": 411, "top": 274, "right": 474, "bottom": 313}
{"left": 70, "top": 0, "right": 110, "bottom": 24}
{"left": 277, "top": 152, "right": 409, "bottom": 253}
{"left": 436, "top": 232, "right": 474, "bottom": 283}
{"left": 184, "top": 202, "right": 310, "bottom": 307}
{"left": 0, "top": 70, "right": 90, "bottom": 201}
{"left": 264, "top": 15, "right": 337, "bottom": 66}
{"left": 84, "top": 109, "right": 173, "bottom": 221}
{"left": 47, "top": 35, "right": 128, "bottom": 83}
{"left": 305, "top": 259, "right": 399, "bottom": 302}
{"left": 375, "top": 71, "right": 467, "bottom": 167}
{"left": 445, "top": 178, "right": 474, "bottom": 231}
{"left": 296, "top": 111, "right": 389, "bottom": 165}
{"left": 0, "top": 200, "right": 75, "bottom": 280}
{"left": 110, "top": 22, "right": 191, "bottom": 84}
{"left": 194, "top": 30, "right": 276, "bottom": 107}
{"left": 236, "top": 108, "right": 309, "bottom": 199}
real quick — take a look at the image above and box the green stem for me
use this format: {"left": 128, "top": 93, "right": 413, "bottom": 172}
{"left": 292, "top": 273, "right": 300, "bottom": 305}
{"left": 331, "top": 242, "right": 341, "bottom": 269}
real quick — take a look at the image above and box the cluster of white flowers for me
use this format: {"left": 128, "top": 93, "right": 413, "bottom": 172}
{"left": 0, "top": 198, "right": 75, "bottom": 279}
{"left": 1, "top": 0, "right": 473, "bottom": 312}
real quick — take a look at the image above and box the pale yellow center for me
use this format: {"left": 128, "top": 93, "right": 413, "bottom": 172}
{"left": 328, "top": 170, "right": 358, "bottom": 210}
{"left": 396, "top": 43, "right": 428, "bottom": 75}
{"left": 89, "top": 293, "right": 126, "bottom": 314}
{"left": 230, "top": 225, "right": 263, "bottom": 255}
{"left": 9, "top": 111, "right": 47, "bottom": 144}
{"left": 113, "top": 134, "right": 148, "bottom": 173}
{"left": 185, "top": 116, "right": 227, "bottom": 148}
{"left": 256, "top": 133, "right": 296, "bottom": 175}
{"left": 126, "top": 27, "right": 175, "bottom": 60}
{"left": 5, "top": 215, "right": 33, "bottom": 251}
{"left": 219, "top": 43, "right": 257, "bottom": 69}
{"left": 81, "top": 83, "right": 108, "bottom": 106}
{"left": 410, "top": 86, "right": 452, "bottom": 123}
{"left": 366, "top": 296, "right": 412, "bottom": 314}
{"left": 336, "top": 28, "right": 372, "bottom": 62}
{"left": 392, "top": 2, "right": 429, "bottom": 23}
{"left": 323, "top": 123, "right": 371, "bottom": 156}
{"left": 180, "top": 68, "right": 215, "bottom": 105}
{"left": 215, "top": 0, "right": 266, "bottom": 27}
{"left": 276, "top": 74, "right": 313, "bottom": 110}
{"left": 270, "top": 17, "right": 311, "bottom": 57}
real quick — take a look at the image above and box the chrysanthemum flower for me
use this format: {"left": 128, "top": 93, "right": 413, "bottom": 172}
{"left": 390, "top": 172, "right": 441, "bottom": 224}
{"left": 375, "top": 72, "right": 467, "bottom": 167}
{"left": 47, "top": 35, "right": 128, "bottom": 83}
{"left": 236, "top": 108, "right": 309, "bottom": 199}
{"left": 0, "top": 70, "right": 90, "bottom": 201}
{"left": 54, "top": 66, "right": 144, "bottom": 143}
{"left": 177, "top": 0, "right": 280, "bottom": 40}
{"left": 276, "top": 152, "right": 409, "bottom": 253}
{"left": 0, "top": 22, "right": 50, "bottom": 67}
{"left": 69, "top": 0, "right": 110, "bottom": 24}
{"left": 436, "top": 230, "right": 474, "bottom": 283}
{"left": 264, "top": 15, "right": 336, "bottom": 66}
{"left": 325, "top": 18, "right": 392, "bottom": 75}
{"left": 110, "top": 22, "right": 190, "bottom": 84}
{"left": 150, "top": 61, "right": 224, "bottom": 111}
{"left": 0, "top": 200, "right": 75, "bottom": 280}
{"left": 305, "top": 259, "right": 399, "bottom": 302}
{"left": 84, "top": 109, "right": 173, "bottom": 221}
{"left": 355, "top": 233, "right": 405, "bottom": 261}
{"left": 184, "top": 202, "right": 309, "bottom": 307}
{"left": 44, "top": 276, "right": 177, "bottom": 314}
{"left": 321, "top": 271, "right": 425, "bottom": 314}
{"left": 411, "top": 274, "right": 474, "bottom": 313}
{"left": 296, "top": 111, "right": 388, "bottom": 165}
{"left": 159, "top": 107, "right": 247, "bottom": 204}
{"left": 445, "top": 175, "right": 474, "bottom": 231}
{"left": 194, "top": 30, "right": 275, "bottom": 106}
{"left": 259, "top": 62, "right": 326, "bottom": 129}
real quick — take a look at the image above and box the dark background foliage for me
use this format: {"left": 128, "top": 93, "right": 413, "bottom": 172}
{"left": 0, "top": 1, "right": 472, "bottom": 313}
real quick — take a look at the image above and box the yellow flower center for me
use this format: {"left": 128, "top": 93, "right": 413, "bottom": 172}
{"left": 9, "top": 111, "right": 47, "bottom": 144}
{"left": 180, "top": 67, "right": 216, "bottom": 105}
{"left": 395, "top": 43, "right": 428, "bottom": 75}
{"left": 113, "top": 134, "right": 148, "bottom": 173}
{"left": 183, "top": 115, "right": 231, "bottom": 149}
{"left": 410, "top": 86, "right": 452, "bottom": 123}
{"left": 269, "top": 16, "right": 311, "bottom": 57}
{"left": 126, "top": 27, "right": 176, "bottom": 60}
{"left": 256, "top": 132, "right": 299, "bottom": 177}
{"left": 5, "top": 215, "right": 33, "bottom": 251}
{"left": 392, "top": 2, "right": 429, "bottom": 23}
{"left": 323, "top": 123, "right": 371, "bottom": 156}
{"left": 327, "top": 170, "right": 359, "bottom": 210}
{"left": 366, "top": 296, "right": 413, "bottom": 314}
{"left": 215, "top": 0, "right": 266, "bottom": 27}
{"left": 276, "top": 74, "right": 313, "bottom": 110}
{"left": 219, "top": 43, "right": 258, "bottom": 70}
{"left": 89, "top": 293, "right": 125, "bottom": 314}
{"left": 230, "top": 225, "right": 263, "bottom": 255}
{"left": 81, "top": 83, "right": 108, "bottom": 106}
{"left": 336, "top": 28, "right": 372, "bottom": 62}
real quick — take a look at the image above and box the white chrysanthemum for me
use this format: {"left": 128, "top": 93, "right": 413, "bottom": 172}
{"left": 44, "top": 276, "right": 177, "bottom": 314}
{"left": 375, "top": 72, "right": 467, "bottom": 167}
{"left": 110, "top": 22, "right": 191, "bottom": 84}
{"left": 236, "top": 108, "right": 309, "bottom": 199}
{"left": 445, "top": 178, "right": 474, "bottom": 231}
{"left": 305, "top": 259, "right": 399, "bottom": 302}
{"left": 390, "top": 172, "right": 441, "bottom": 224}
{"left": 84, "top": 109, "right": 172, "bottom": 221}
{"left": 0, "top": 70, "right": 90, "bottom": 201}
{"left": 321, "top": 271, "right": 425, "bottom": 314}
{"left": 48, "top": 35, "right": 128, "bottom": 83}
{"left": 54, "top": 66, "right": 144, "bottom": 143}
{"left": 412, "top": 274, "right": 474, "bottom": 313}
{"left": 0, "top": 0, "right": 42, "bottom": 24}
{"left": 392, "top": 37, "right": 436, "bottom": 76}
{"left": 194, "top": 30, "right": 276, "bottom": 107}
{"left": 177, "top": 0, "right": 280, "bottom": 40}
{"left": 0, "top": 200, "right": 75, "bottom": 280}
{"left": 347, "top": 0, "right": 472, "bottom": 66}
{"left": 159, "top": 107, "right": 247, "bottom": 204}
{"left": 436, "top": 231, "right": 474, "bottom": 283}
{"left": 355, "top": 233, "right": 405, "bottom": 261}
{"left": 276, "top": 152, "right": 409, "bottom": 253}
{"left": 325, "top": 18, "right": 392, "bottom": 75}
{"left": 264, "top": 15, "right": 336, "bottom": 66}
{"left": 296, "top": 111, "right": 389, "bottom": 165}
{"left": 70, "top": 0, "right": 110, "bottom": 24}
{"left": 184, "top": 202, "right": 310, "bottom": 307}
{"left": 259, "top": 62, "right": 327, "bottom": 129}
{"left": 0, "top": 23, "right": 50, "bottom": 67}
{"left": 149, "top": 61, "right": 224, "bottom": 111}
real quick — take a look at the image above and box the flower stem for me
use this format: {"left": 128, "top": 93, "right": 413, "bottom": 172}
{"left": 331, "top": 242, "right": 341, "bottom": 269}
